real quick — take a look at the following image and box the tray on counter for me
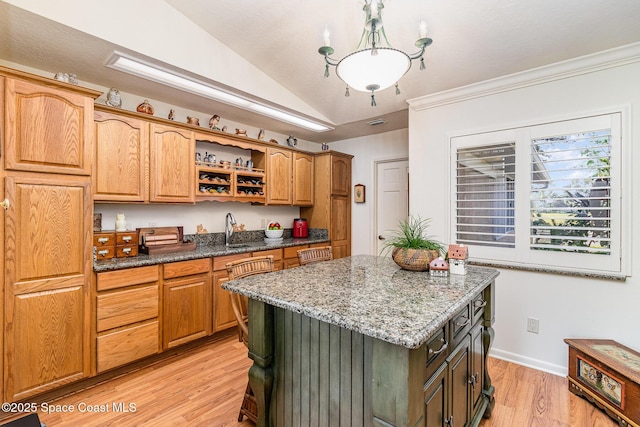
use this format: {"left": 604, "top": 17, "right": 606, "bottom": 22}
{"left": 137, "top": 226, "right": 196, "bottom": 255}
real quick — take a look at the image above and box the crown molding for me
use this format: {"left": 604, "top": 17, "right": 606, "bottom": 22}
{"left": 408, "top": 42, "right": 640, "bottom": 111}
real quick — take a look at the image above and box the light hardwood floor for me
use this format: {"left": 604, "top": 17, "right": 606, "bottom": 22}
{"left": 23, "top": 334, "right": 616, "bottom": 426}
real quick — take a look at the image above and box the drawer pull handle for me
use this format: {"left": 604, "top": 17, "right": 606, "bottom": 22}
{"left": 428, "top": 338, "right": 448, "bottom": 356}
{"left": 122, "top": 247, "right": 132, "bottom": 254}
{"left": 97, "top": 249, "right": 109, "bottom": 257}
{"left": 474, "top": 300, "right": 487, "bottom": 309}
{"left": 122, "top": 236, "right": 132, "bottom": 242}
{"left": 455, "top": 317, "right": 470, "bottom": 327}
{"left": 97, "top": 237, "right": 110, "bottom": 244}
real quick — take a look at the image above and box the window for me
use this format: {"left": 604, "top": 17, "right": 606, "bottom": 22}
{"left": 451, "top": 114, "right": 622, "bottom": 276}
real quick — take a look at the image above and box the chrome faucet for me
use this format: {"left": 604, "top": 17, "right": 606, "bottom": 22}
{"left": 225, "top": 212, "right": 237, "bottom": 246}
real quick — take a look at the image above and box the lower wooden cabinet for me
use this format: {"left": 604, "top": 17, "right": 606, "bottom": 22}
{"left": 95, "top": 266, "right": 160, "bottom": 373}
{"left": 163, "top": 273, "right": 212, "bottom": 349}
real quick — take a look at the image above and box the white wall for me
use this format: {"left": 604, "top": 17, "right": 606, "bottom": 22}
{"left": 331, "top": 129, "right": 409, "bottom": 256}
{"left": 408, "top": 44, "right": 640, "bottom": 375}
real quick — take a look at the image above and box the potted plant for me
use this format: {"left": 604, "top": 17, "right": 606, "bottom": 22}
{"left": 382, "top": 216, "right": 446, "bottom": 271}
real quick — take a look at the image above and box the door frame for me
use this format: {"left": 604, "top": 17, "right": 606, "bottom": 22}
{"left": 373, "top": 157, "right": 409, "bottom": 255}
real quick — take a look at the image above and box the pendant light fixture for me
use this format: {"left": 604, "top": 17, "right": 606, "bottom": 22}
{"left": 318, "top": 1, "right": 432, "bottom": 106}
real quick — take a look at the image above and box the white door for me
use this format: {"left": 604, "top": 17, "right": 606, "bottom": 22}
{"left": 375, "top": 159, "right": 409, "bottom": 255}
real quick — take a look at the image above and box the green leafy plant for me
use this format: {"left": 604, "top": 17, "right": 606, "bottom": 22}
{"left": 381, "top": 216, "right": 446, "bottom": 256}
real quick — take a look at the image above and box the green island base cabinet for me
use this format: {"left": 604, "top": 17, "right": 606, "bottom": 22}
{"left": 223, "top": 255, "right": 499, "bottom": 427}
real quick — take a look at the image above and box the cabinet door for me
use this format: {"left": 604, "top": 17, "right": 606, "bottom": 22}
{"left": 331, "top": 195, "right": 351, "bottom": 258}
{"left": 149, "top": 124, "right": 195, "bottom": 202}
{"left": 447, "top": 337, "right": 470, "bottom": 427}
{"left": 4, "top": 176, "right": 92, "bottom": 401}
{"left": 212, "top": 270, "right": 237, "bottom": 332}
{"left": 469, "top": 322, "right": 485, "bottom": 418}
{"left": 265, "top": 147, "right": 293, "bottom": 205}
{"left": 424, "top": 366, "right": 448, "bottom": 427}
{"left": 293, "top": 152, "right": 314, "bottom": 206}
{"left": 94, "top": 111, "right": 148, "bottom": 201}
{"left": 163, "top": 273, "right": 212, "bottom": 349}
{"left": 4, "top": 78, "right": 94, "bottom": 175}
{"left": 330, "top": 154, "right": 351, "bottom": 196}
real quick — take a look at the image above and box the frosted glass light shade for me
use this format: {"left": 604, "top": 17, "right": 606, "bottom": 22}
{"left": 336, "top": 48, "right": 411, "bottom": 92}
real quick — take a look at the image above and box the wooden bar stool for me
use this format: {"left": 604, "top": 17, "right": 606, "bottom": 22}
{"left": 226, "top": 255, "right": 274, "bottom": 423}
{"left": 296, "top": 246, "right": 333, "bottom": 266}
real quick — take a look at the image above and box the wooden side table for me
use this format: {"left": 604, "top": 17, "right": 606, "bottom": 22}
{"left": 565, "top": 338, "right": 640, "bottom": 427}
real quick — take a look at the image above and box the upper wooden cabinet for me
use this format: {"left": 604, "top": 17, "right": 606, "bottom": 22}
{"left": 93, "top": 111, "right": 149, "bottom": 202}
{"left": 4, "top": 77, "right": 97, "bottom": 176}
{"left": 293, "top": 152, "right": 314, "bottom": 206}
{"left": 263, "top": 147, "right": 293, "bottom": 205}
{"left": 149, "top": 123, "right": 195, "bottom": 203}
{"left": 331, "top": 154, "right": 351, "bottom": 196}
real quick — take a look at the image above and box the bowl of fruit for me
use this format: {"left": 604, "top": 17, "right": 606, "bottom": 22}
{"left": 265, "top": 221, "right": 284, "bottom": 239}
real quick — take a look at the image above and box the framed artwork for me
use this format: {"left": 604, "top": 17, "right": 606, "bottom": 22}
{"left": 354, "top": 184, "right": 366, "bottom": 203}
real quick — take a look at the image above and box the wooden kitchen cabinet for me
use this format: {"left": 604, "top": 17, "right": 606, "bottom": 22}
{"left": 3, "top": 175, "right": 93, "bottom": 401}
{"left": 212, "top": 253, "right": 250, "bottom": 332}
{"left": 95, "top": 266, "right": 160, "bottom": 373}
{"left": 301, "top": 151, "right": 353, "bottom": 258}
{"left": 3, "top": 76, "right": 98, "bottom": 176}
{"left": 162, "top": 259, "right": 212, "bottom": 349}
{"left": 149, "top": 123, "right": 195, "bottom": 203}
{"left": 292, "top": 152, "right": 314, "bottom": 206}
{"left": 263, "top": 147, "right": 292, "bottom": 205}
{"left": 93, "top": 110, "right": 149, "bottom": 202}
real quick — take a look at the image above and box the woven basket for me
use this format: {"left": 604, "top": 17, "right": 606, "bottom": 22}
{"left": 391, "top": 247, "right": 439, "bottom": 271}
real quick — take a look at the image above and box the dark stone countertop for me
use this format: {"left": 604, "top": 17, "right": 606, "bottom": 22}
{"left": 223, "top": 255, "right": 499, "bottom": 349}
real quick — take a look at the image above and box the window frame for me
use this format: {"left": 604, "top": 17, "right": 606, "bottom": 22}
{"left": 449, "top": 112, "right": 627, "bottom": 278}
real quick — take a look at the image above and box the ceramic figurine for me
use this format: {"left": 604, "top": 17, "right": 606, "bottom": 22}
{"left": 221, "top": 125, "right": 228, "bottom": 132}
{"left": 209, "top": 114, "right": 221, "bottom": 130}
{"left": 257, "top": 128, "right": 265, "bottom": 140}
{"left": 68, "top": 74, "right": 78, "bottom": 85}
{"left": 53, "top": 72, "right": 69, "bottom": 83}
{"left": 286, "top": 135, "right": 298, "bottom": 147}
{"left": 115, "top": 213, "right": 126, "bottom": 231}
{"left": 105, "top": 88, "right": 122, "bottom": 108}
{"left": 136, "top": 99, "right": 154, "bottom": 115}
{"left": 168, "top": 109, "right": 175, "bottom": 120}
{"left": 235, "top": 128, "right": 247, "bottom": 136}
{"left": 187, "top": 116, "right": 200, "bottom": 126}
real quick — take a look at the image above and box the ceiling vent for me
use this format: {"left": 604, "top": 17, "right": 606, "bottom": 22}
{"left": 367, "top": 118, "right": 387, "bottom": 126}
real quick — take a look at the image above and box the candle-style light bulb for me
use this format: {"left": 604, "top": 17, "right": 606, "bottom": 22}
{"left": 370, "top": 1, "right": 379, "bottom": 19}
{"left": 323, "top": 25, "right": 331, "bottom": 47}
{"left": 419, "top": 20, "right": 428, "bottom": 39}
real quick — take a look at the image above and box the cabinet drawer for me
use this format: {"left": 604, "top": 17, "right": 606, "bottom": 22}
{"left": 252, "top": 248, "right": 283, "bottom": 261}
{"left": 426, "top": 324, "right": 449, "bottom": 379}
{"left": 97, "top": 285, "right": 158, "bottom": 332}
{"left": 116, "top": 231, "right": 138, "bottom": 245}
{"left": 97, "top": 265, "right": 159, "bottom": 291}
{"left": 116, "top": 244, "right": 138, "bottom": 258}
{"left": 213, "top": 253, "right": 252, "bottom": 271}
{"left": 471, "top": 292, "right": 487, "bottom": 324}
{"left": 94, "top": 232, "right": 116, "bottom": 246}
{"left": 284, "top": 245, "right": 307, "bottom": 259}
{"left": 97, "top": 320, "right": 159, "bottom": 373}
{"left": 95, "top": 245, "right": 115, "bottom": 260}
{"left": 450, "top": 304, "right": 471, "bottom": 347}
{"left": 164, "top": 258, "right": 211, "bottom": 279}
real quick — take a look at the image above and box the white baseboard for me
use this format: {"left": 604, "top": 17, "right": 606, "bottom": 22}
{"left": 491, "top": 348, "right": 567, "bottom": 378}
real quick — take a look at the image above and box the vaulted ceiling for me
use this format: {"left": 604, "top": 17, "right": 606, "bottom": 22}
{"left": 2, "top": 0, "right": 640, "bottom": 143}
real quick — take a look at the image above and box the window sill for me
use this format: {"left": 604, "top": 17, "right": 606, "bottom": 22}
{"left": 470, "top": 260, "right": 627, "bottom": 281}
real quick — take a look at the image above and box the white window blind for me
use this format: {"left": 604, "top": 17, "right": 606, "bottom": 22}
{"left": 451, "top": 113, "right": 623, "bottom": 276}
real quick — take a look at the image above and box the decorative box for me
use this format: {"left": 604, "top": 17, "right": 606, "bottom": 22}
{"left": 448, "top": 244, "right": 468, "bottom": 275}
{"left": 429, "top": 257, "right": 449, "bottom": 277}
{"left": 565, "top": 338, "right": 640, "bottom": 427}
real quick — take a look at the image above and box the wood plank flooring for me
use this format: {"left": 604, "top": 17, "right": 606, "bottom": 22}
{"left": 22, "top": 333, "right": 617, "bottom": 426}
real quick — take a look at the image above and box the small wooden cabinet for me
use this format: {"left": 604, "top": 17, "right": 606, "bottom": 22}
{"left": 293, "top": 152, "right": 314, "bottom": 206}
{"left": 263, "top": 147, "right": 293, "bottom": 205}
{"left": 95, "top": 266, "right": 160, "bottom": 373}
{"left": 162, "top": 259, "right": 212, "bottom": 349}
{"left": 4, "top": 77, "right": 96, "bottom": 176}
{"left": 150, "top": 124, "right": 195, "bottom": 203}
{"left": 93, "top": 110, "right": 148, "bottom": 202}
{"left": 301, "top": 151, "right": 353, "bottom": 258}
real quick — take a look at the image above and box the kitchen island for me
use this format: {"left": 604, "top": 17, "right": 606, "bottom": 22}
{"left": 223, "top": 255, "right": 499, "bottom": 427}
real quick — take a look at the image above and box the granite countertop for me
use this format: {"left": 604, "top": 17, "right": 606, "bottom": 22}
{"left": 94, "top": 229, "right": 329, "bottom": 272}
{"left": 223, "top": 254, "right": 499, "bottom": 349}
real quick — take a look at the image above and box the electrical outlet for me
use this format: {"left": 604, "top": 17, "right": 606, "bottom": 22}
{"left": 527, "top": 317, "right": 540, "bottom": 334}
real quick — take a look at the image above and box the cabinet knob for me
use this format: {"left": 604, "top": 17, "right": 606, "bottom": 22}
{"left": 0, "top": 198, "right": 9, "bottom": 211}
{"left": 445, "top": 416, "right": 454, "bottom": 426}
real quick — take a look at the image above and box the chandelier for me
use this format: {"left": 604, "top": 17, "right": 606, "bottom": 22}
{"left": 318, "top": 0, "right": 432, "bottom": 106}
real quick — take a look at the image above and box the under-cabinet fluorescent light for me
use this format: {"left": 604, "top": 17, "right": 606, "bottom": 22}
{"left": 106, "top": 52, "right": 333, "bottom": 132}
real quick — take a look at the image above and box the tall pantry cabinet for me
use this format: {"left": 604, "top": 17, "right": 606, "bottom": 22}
{"left": 301, "top": 151, "right": 353, "bottom": 258}
{"left": 0, "top": 67, "right": 101, "bottom": 401}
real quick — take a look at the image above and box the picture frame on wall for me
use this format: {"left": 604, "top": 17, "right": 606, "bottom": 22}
{"left": 354, "top": 184, "right": 366, "bottom": 203}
